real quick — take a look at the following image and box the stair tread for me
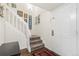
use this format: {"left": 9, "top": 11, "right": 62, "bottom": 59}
{"left": 31, "top": 45, "right": 44, "bottom": 51}
{"left": 32, "top": 35, "right": 40, "bottom": 38}
{"left": 30, "top": 40, "right": 42, "bottom": 45}
{"left": 31, "top": 43, "right": 44, "bottom": 48}
{"left": 30, "top": 35, "right": 44, "bottom": 52}
{"left": 30, "top": 39, "right": 42, "bottom": 43}
{"left": 30, "top": 35, "right": 40, "bottom": 39}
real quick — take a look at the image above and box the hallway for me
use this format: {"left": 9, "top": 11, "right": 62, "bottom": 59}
{"left": 0, "top": 3, "right": 79, "bottom": 56}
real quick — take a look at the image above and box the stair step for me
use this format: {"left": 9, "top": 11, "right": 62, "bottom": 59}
{"left": 30, "top": 39, "right": 42, "bottom": 44}
{"left": 30, "top": 35, "right": 40, "bottom": 40}
{"left": 31, "top": 44, "right": 44, "bottom": 51}
{"left": 30, "top": 41, "right": 43, "bottom": 46}
{"left": 30, "top": 38, "right": 40, "bottom": 41}
{"left": 31, "top": 43, "right": 44, "bottom": 49}
{"left": 30, "top": 35, "right": 45, "bottom": 52}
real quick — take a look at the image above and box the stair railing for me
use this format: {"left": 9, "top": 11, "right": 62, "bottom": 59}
{"left": 2, "top": 4, "right": 31, "bottom": 52}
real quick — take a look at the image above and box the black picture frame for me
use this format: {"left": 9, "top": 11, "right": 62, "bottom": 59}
{"left": 0, "top": 6, "right": 3, "bottom": 17}
{"left": 29, "top": 15, "right": 32, "bottom": 30}
{"left": 11, "top": 3, "right": 16, "bottom": 8}
{"left": 17, "top": 10, "right": 23, "bottom": 17}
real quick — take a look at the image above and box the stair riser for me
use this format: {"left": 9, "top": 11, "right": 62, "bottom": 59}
{"left": 30, "top": 40, "right": 42, "bottom": 45}
{"left": 31, "top": 44, "right": 44, "bottom": 50}
{"left": 30, "top": 37, "right": 40, "bottom": 40}
{"left": 30, "top": 36, "right": 44, "bottom": 52}
{"left": 31, "top": 45, "right": 44, "bottom": 51}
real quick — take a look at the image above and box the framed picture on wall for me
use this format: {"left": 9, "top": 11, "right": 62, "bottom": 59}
{"left": 51, "top": 30, "right": 54, "bottom": 36}
{"left": 35, "top": 14, "right": 40, "bottom": 24}
{"left": 38, "top": 15, "right": 40, "bottom": 24}
{"left": 24, "top": 13, "right": 27, "bottom": 22}
{"left": 24, "top": 18, "right": 27, "bottom": 22}
{"left": 35, "top": 16, "right": 38, "bottom": 24}
{"left": 24, "top": 13, "right": 27, "bottom": 18}
{"left": 0, "top": 6, "right": 3, "bottom": 17}
{"left": 17, "top": 10, "right": 23, "bottom": 17}
{"left": 29, "top": 15, "right": 32, "bottom": 30}
{"left": 11, "top": 3, "right": 16, "bottom": 8}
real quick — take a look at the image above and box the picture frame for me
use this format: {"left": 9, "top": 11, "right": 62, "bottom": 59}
{"left": 35, "top": 14, "right": 40, "bottom": 24}
{"left": 24, "top": 13, "right": 27, "bottom": 18}
{"left": 38, "top": 15, "right": 40, "bottom": 24}
{"left": 29, "top": 15, "right": 32, "bottom": 30}
{"left": 52, "top": 30, "right": 54, "bottom": 36}
{"left": 24, "top": 18, "right": 27, "bottom": 22}
{"left": 35, "top": 16, "right": 38, "bottom": 24}
{"left": 17, "top": 10, "right": 23, "bottom": 17}
{"left": 11, "top": 3, "right": 16, "bottom": 8}
{"left": 0, "top": 6, "right": 3, "bottom": 17}
{"left": 24, "top": 13, "right": 28, "bottom": 22}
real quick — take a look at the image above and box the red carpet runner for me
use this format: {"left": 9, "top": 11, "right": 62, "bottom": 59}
{"left": 32, "top": 47, "right": 59, "bottom": 56}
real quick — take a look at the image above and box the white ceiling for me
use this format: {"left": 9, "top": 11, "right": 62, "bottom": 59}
{"left": 31, "top": 3, "right": 63, "bottom": 11}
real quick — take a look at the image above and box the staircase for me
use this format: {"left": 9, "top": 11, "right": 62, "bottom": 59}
{"left": 30, "top": 35, "right": 44, "bottom": 51}
{"left": 0, "top": 4, "right": 31, "bottom": 52}
{"left": 0, "top": 4, "right": 44, "bottom": 53}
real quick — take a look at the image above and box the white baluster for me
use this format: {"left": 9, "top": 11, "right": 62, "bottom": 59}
{"left": 17, "top": 19, "right": 19, "bottom": 30}
{"left": 8, "top": 10, "right": 11, "bottom": 24}
{"left": 6, "top": 8, "right": 9, "bottom": 22}
{"left": 10, "top": 12, "right": 12, "bottom": 24}
{"left": 12, "top": 14, "right": 14, "bottom": 26}
{"left": 16, "top": 19, "right": 18, "bottom": 29}
{"left": 21, "top": 21, "right": 23, "bottom": 32}
{"left": 23, "top": 24, "right": 25, "bottom": 34}
{"left": 4, "top": 5, "right": 31, "bottom": 52}
{"left": 20, "top": 21, "right": 22, "bottom": 32}
{"left": 13, "top": 14, "right": 16, "bottom": 27}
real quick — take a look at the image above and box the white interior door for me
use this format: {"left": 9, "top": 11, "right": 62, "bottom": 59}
{"left": 52, "top": 4, "right": 77, "bottom": 55}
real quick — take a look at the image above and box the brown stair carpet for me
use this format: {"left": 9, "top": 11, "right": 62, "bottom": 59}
{"left": 30, "top": 35, "right": 44, "bottom": 51}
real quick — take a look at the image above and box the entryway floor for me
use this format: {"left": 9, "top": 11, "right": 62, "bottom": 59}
{"left": 31, "top": 47, "right": 59, "bottom": 56}
{"left": 20, "top": 47, "right": 59, "bottom": 56}
{"left": 20, "top": 49, "right": 32, "bottom": 56}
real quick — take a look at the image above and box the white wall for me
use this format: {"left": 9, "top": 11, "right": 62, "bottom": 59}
{"left": 77, "top": 4, "right": 79, "bottom": 56}
{"left": 32, "top": 4, "right": 77, "bottom": 55}
{"left": 31, "top": 5, "right": 46, "bottom": 35}
{"left": 51, "top": 4, "right": 76, "bottom": 56}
